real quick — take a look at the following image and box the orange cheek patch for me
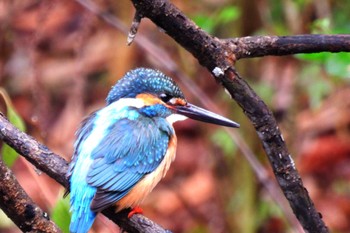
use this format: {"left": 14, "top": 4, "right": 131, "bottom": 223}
{"left": 173, "top": 98, "right": 186, "bottom": 106}
{"left": 136, "top": 93, "right": 164, "bottom": 105}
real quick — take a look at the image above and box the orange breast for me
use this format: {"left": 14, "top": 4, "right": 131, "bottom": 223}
{"left": 115, "top": 135, "right": 177, "bottom": 211}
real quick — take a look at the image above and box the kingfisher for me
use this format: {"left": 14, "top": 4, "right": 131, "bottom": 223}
{"left": 67, "top": 68, "right": 239, "bottom": 233}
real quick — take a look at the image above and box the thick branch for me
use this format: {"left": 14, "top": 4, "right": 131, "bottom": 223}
{"left": 0, "top": 113, "right": 169, "bottom": 233}
{"left": 130, "top": 0, "right": 329, "bottom": 232}
{"left": 0, "top": 159, "right": 61, "bottom": 232}
{"left": 131, "top": 0, "right": 349, "bottom": 69}
{"left": 0, "top": 115, "right": 69, "bottom": 187}
{"left": 228, "top": 34, "right": 350, "bottom": 59}
{"left": 223, "top": 69, "right": 328, "bottom": 233}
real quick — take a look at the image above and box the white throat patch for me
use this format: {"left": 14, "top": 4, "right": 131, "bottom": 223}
{"left": 166, "top": 114, "right": 188, "bottom": 125}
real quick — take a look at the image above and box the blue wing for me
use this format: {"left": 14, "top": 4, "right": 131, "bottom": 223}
{"left": 68, "top": 113, "right": 98, "bottom": 233}
{"left": 86, "top": 115, "right": 174, "bottom": 212}
{"left": 67, "top": 113, "right": 96, "bottom": 180}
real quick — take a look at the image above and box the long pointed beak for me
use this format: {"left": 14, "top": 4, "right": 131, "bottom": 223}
{"left": 175, "top": 103, "right": 240, "bottom": 128}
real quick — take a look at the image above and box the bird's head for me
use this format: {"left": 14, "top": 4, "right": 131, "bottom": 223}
{"left": 106, "top": 68, "right": 239, "bottom": 128}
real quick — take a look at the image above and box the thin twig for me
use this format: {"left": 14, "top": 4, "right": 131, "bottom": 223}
{"left": 128, "top": 11, "right": 142, "bottom": 45}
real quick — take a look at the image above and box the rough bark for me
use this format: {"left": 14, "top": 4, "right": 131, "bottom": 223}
{"left": 0, "top": 159, "right": 61, "bottom": 233}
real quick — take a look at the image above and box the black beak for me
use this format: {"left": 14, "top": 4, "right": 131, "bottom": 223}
{"left": 175, "top": 103, "right": 239, "bottom": 128}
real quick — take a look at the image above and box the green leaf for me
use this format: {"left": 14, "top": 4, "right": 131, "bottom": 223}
{"left": 0, "top": 88, "right": 26, "bottom": 167}
{"left": 51, "top": 196, "right": 71, "bottom": 233}
{"left": 2, "top": 144, "right": 19, "bottom": 168}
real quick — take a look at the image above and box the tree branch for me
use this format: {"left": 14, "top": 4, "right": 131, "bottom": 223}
{"left": 2, "top": 1, "right": 346, "bottom": 232}
{"left": 228, "top": 34, "right": 350, "bottom": 59}
{"left": 0, "top": 159, "right": 61, "bottom": 233}
{"left": 223, "top": 69, "right": 328, "bottom": 233}
{"left": 131, "top": 0, "right": 349, "bottom": 70}
{"left": 130, "top": 0, "right": 330, "bottom": 232}
{"left": 0, "top": 113, "right": 170, "bottom": 233}
{"left": 73, "top": 1, "right": 302, "bottom": 230}
{"left": 0, "top": 114, "right": 69, "bottom": 188}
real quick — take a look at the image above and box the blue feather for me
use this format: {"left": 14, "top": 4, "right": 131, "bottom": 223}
{"left": 68, "top": 113, "right": 101, "bottom": 233}
{"left": 106, "top": 68, "right": 184, "bottom": 104}
{"left": 69, "top": 184, "right": 96, "bottom": 233}
{"left": 68, "top": 104, "right": 135, "bottom": 232}
{"left": 86, "top": 115, "right": 172, "bottom": 211}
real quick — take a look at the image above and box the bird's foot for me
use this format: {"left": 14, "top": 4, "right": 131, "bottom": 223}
{"left": 128, "top": 206, "right": 143, "bottom": 218}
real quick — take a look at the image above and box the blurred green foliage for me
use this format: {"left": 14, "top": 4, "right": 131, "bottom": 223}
{"left": 51, "top": 196, "right": 71, "bottom": 233}
{"left": 193, "top": 6, "right": 240, "bottom": 34}
{"left": 0, "top": 88, "right": 26, "bottom": 167}
{"left": 297, "top": 17, "right": 350, "bottom": 80}
{"left": 0, "top": 209, "right": 15, "bottom": 229}
{"left": 210, "top": 129, "right": 237, "bottom": 158}
{"left": 297, "top": 52, "right": 350, "bottom": 79}
{"left": 251, "top": 82, "right": 275, "bottom": 106}
{"left": 295, "top": 14, "right": 350, "bottom": 109}
{"left": 298, "top": 63, "right": 333, "bottom": 109}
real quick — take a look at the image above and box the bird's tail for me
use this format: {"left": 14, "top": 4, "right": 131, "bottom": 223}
{"left": 69, "top": 185, "right": 97, "bottom": 233}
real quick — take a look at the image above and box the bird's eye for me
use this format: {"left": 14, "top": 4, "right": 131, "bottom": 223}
{"left": 159, "top": 93, "right": 173, "bottom": 103}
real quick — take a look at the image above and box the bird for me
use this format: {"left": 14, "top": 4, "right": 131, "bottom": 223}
{"left": 67, "top": 68, "right": 239, "bottom": 233}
